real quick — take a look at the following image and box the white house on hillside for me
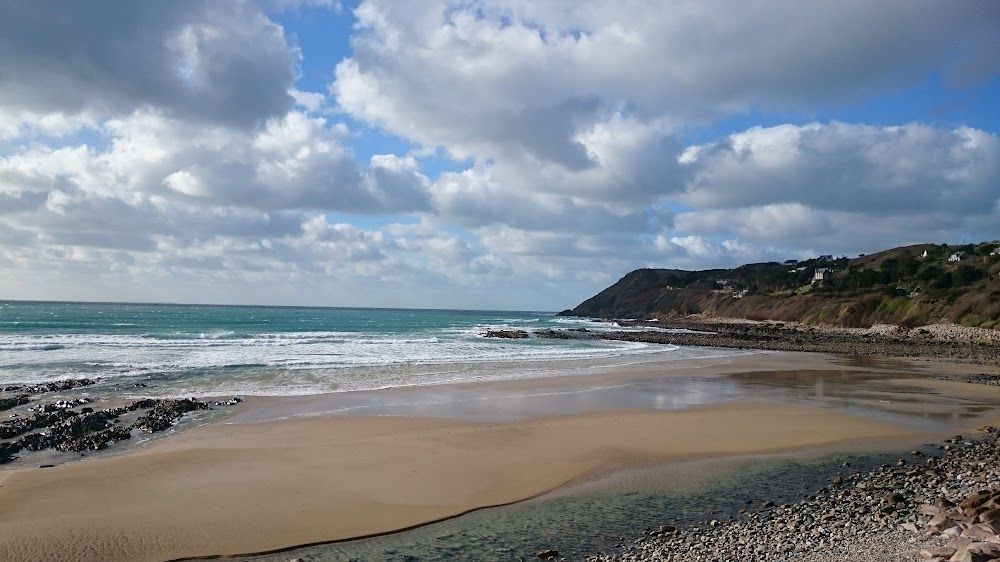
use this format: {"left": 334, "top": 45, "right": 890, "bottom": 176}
{"left": 948, "top": 251, "right": 969, "bottom": 263}
{"left": 992, "top": 247, "right": 1000, "bottom": 256}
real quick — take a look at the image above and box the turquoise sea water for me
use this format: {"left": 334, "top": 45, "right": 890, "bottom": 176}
{"left": 0, "top": 301, "right": 738, "bottom": 399}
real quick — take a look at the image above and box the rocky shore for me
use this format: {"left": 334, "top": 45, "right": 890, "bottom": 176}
{"left": 579, "top": 427, "right": 1000, "bottom": 562}
{"left": 0, "top": 379, "right": 242, "bottom": 465}
{"left": 483, "top": 319, "right": 1000, "bottom": 367}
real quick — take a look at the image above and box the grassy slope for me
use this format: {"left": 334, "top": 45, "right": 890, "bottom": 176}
{"left": 563, "top": 242, "right": 1000, "bottom": 328}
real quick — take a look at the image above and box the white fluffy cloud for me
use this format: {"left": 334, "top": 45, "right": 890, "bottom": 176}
{"left": 674, "top": 123, "right": 1000, "bottom": 252}
{"left": 0, "top": 0, "right": 998, "bottom": 308}
{"left": 334, "top": 0, "right": 995, "bottom": 158}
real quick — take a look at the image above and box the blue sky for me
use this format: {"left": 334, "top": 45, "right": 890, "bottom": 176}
{"left": 0, "top": 1, "right": 998, "bottom": 309}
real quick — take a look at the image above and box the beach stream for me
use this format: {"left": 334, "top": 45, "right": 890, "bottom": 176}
{"left": 193, "top": 366, "right": 994, "bottom": 562}
{"left": 229, "top": 449, "right": 916, "bottom": 562}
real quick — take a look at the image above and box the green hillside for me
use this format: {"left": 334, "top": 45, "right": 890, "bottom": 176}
{"left": 559, "top": 242, "right": 1000, "bottom": 328}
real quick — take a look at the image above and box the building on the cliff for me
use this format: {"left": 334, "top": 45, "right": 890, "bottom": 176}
{"left": 948, "top": 251, "right": 969, "bottom": 263}
{"left": 812, "top": 268, "right": 832, "bottom": 284}
{"left": 991, "top": 247, "right": 1000, "bottom": 256}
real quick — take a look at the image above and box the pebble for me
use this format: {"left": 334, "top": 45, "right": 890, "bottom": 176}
{"left": 584, "top": 426, "right": 1000, "bottom": 562}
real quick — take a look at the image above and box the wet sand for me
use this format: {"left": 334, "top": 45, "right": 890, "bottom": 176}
{"left": 1, "top": 352, "right": 999, "bottom": 562}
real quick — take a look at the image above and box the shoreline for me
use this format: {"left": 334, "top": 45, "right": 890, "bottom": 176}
{"left": 2, "top": 351, "right": 1000, "bottom": 561}
{"left": 0, "top": 401, "right": 933, "bottom": 562}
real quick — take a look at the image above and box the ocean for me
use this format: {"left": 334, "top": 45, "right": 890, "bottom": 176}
{"left": 0, "top": 301, "right": 737, "bottom": 400}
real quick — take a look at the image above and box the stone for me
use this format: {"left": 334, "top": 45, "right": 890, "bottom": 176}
{"left": 961, "top": 525, "right": 998, "bottom": 541}
{"left": 950, "top": 542, "right": 1000, "bottom": 562}
{"left": 536, "top": 549, "right": 559, "bottom": 559}
{"left": 978, "top": 520, "right": 1000, "bottom": 535}
{"left": 944, "top": 526, "right": 966, "bottom": 538}
{"left": 921, "top": 504, "right": 948, "bottom": 516}
{"left": 921, "top": 546, "right": 958, "bottom": 559}
{"left": 931, "top": 513, "right": 961, "bottom": 532}
{"left": 885, "top": 492, "right": 906, "bottom": 506}
{"left": 980, "top": 508, "right": 1000, "bottom": 524}
{"left": 962, "top": 491, "right": 995, "bottom": 511}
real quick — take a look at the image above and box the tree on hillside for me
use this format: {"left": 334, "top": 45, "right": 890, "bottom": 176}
{"left": 975, "top": 243, "right": 995, "bottom": 259}
{"left": 954, "top": 264, "right": 986, "bottom": 286}
{"left": 931, "top": 271, "right": 954, "bottom": 290}
{"left": 919, "top": 264, "right": 944, "bottom": 283}
{"left": 881, "top": 253, "right": 919, "bottom": 281}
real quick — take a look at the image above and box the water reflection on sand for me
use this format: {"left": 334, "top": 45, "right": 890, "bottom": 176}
{"left": 233, "top": 366, "right": 1000, "bottom": 432}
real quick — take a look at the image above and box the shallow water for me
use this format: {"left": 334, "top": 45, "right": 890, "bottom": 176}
{"left": 230, "top": 367, "right": 998, "bottom": 431}
{"left": 226, "top": 448, "right": 923, "bottom": 562}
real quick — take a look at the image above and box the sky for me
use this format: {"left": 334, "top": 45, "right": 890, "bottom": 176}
{"left": 1, "top": 0, "right": 999, "bottom": 311}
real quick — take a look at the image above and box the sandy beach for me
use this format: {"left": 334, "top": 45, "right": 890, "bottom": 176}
{"left": 2, "top": 352, "right": 1000, "bottom": 561}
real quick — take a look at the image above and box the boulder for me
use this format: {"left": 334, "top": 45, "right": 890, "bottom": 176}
{"left": 962, "top": 491, "right": 995, "bottom": 511}
{"left": 950, "top": 542, "right": 1000, "bottom": 562}
{"left": 922, "top": 546, "right": 958, "bottom": 559}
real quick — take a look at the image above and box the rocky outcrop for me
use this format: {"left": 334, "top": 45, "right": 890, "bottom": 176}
{"left": 132, "top": 398, "right": 209, "bottom": 433}
{"left": 534, "top": 329, "right": 571, "bottom": 339}
{"left": 479, "top": 319, "right": 1000, "bottom": 366}
{"left": 3, "top": 379, "right": 96, "bottom": 395}
{"left": 604, "top": 320, "right": 1000, "bottom": 366}
{"left": 1, "top": 379, "right": 96, "bottom": 412}
{"left": 0, "top": 410, "right": 77, "bottom": 440}
{"left": 482, "top": 329, "right": 529, "bottom": 339}
{"left": 0, "top": 395, "right": 30, "bottom": 412}
{"left": 0, "top": 388, "right": 244, "bottom": 465}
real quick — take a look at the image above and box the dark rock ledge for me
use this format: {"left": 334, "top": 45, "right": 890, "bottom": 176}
{"left": 0, "top": 381, "right": 243, "bottom": 465}
{"left": 483, "top": 319, "right": 1000, "bottom": 367}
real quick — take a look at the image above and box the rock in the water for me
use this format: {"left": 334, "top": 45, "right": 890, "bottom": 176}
{"left": 482, "top": 329, "right": 529, "bottom": 339}
{"left": 0, "top": 395, "right": 30, "bottom": 412}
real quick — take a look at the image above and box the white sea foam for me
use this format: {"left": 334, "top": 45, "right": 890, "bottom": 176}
{"left": 0, "top": 308, "right": 759, "bottom": 398}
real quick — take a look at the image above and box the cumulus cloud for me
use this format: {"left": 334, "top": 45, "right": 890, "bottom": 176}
{"left": 0, "top": 0, "right": 297, "bottom": 129}
{"left": 334, "top": 0, "right": 996, "bottom": 157}
{"left": 673, "top": 123, "right": 1000, "bottom": 252}
{"left": 679, "top": 123, "right": 1000, "bottom": 215}
{"left": 1, "top": 1, "right": 999, "bottom": 308}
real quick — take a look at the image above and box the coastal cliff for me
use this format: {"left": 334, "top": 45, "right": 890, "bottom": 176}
{"left": 560, "top": 242, "right": 1000, "bottom": 329}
